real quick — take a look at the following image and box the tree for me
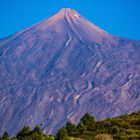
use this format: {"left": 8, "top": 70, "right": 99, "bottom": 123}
{"left": 55, "top": 128, "right": 68, "bottom": 140}
{"left": 16, "top": 126, "right": 30, "bottom": 138}
{"left": 32, "top": 125, "right": 42, "bottom": 135}
{"left": 109, "top": 125, "right": 120, "bottom": 135}
{"left": 79, "top": 113, "right": 95, "bottom": 126}
{"left": 29, "top": 125, "right": 44, "bottom": 140}
{"left": 65, "top": 122, "right": 78, "bottom": 136}
{"left": 1, "top": 132, "right": 10, "bottom": 140}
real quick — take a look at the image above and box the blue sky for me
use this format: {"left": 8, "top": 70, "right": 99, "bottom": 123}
{"left": 0, "top": 0, "right": 140, "bottom": 40}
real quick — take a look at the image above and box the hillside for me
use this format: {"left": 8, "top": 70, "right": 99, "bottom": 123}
{"left": 60, "top": 111, "right": 140, "bottom": 140}
{"left": 0, "top": 110, "right": 140, "bottom": 140}
{"left": 71, "top": 111, "right": 140, "bottom": 140}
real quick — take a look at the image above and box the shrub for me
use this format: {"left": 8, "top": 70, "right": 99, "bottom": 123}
{"left": 16, "top": 126, "right": 30, "bottom": 138}
{"left": 131, "top": 119, "right": 140, "bottom": 125}
{"left": 109, "top": 126, "right": 120, "bottom": 135}
{"left": 55, "top": 128, "right": 68, "bottom": 140}
{"left": 32, "top": 125, "right": 42, "bottom": 135}
{"left": 66, "top": 122, "right": 78, "bottom": 136}
{"left": 1, "top": 132, "right": 10, "bottom": 140}
{"left": 78, "top": 113, "right": 95, "bottom": 127}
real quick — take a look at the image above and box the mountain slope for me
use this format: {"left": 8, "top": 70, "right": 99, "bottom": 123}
{"left": 0, "top": 8, "right": 140, "bottom": 135}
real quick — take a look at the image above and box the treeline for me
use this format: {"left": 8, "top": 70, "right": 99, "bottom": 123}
{"left": 0, "top": 126, "right": 54, "bottom": 140}
{"left": 56, "top": 112, "right": 140, "bottom": 139}
{"left": 1, "top": 111, "right": 140, "bottom": 140}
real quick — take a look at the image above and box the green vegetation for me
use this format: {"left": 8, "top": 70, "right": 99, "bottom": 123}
{"left": 0, "top": 111, "right": 140, "bottom": 140}
{"left": 1, "top": 132, "right": 10, "bottom": 140}
{"left": 0, "top": 125, "right": 54, "bottom": 140}
{"left": 66, "top": 122, "right": 78, "bottom": 136}
{"left": 78, "top": 113, "right": 95, "bottom": 127}
{"left": 56, "top": 128, "right": 68, "bottom": 140}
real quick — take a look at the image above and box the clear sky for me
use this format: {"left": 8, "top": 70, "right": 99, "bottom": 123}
{"left": 0, "top": 0, "right": 140, "bottom": 40}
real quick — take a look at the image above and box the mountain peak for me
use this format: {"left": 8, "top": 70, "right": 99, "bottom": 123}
{"left": 2, "top": 8, "right": 114, "bottom": 46}
{"left": 33, "top": 8, "right": 113, "bottom": 43}
{"left": 57, "top": 8, "right": 80, "bottom": 18}
{"left": 2, "top": 8, "right": 115, "bottom": 45}
{"left": 59, "top": 8, "right": 73, "bottom": 12}
{"left": 59, "top": 8, "right": 77, "bottom": 13}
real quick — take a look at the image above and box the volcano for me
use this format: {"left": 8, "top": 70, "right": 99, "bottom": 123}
{"left": 0, "top": 8, "right": 140, "bottom": 135}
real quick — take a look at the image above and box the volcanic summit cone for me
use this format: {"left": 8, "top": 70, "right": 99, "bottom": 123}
{"left": 0, "top": 8, "right": 140, "bottom": 135}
